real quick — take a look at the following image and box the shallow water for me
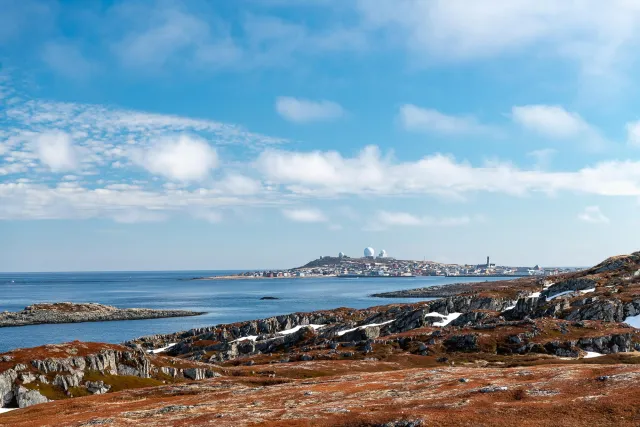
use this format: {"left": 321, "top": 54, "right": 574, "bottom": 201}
{"left": 0, "top": 271, "right": 506, "bottom": 352}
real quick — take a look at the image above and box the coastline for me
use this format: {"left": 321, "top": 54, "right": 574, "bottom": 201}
{"left": 0, "top": 302, "right": 205, "bottom": 328}
{"left": 194, "top": 273, "right": 532, "bottom": 281}
{"left": 193, "top": 274, "right": 337, "bottom": 280}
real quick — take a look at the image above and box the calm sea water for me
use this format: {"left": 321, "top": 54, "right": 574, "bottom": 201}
{"left": 0, "top": 271, "right": 506, "bottom": 353}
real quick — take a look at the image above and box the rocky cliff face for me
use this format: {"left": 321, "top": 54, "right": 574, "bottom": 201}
{"left": 0, "top": 344, "right": 219, "bottom": 410}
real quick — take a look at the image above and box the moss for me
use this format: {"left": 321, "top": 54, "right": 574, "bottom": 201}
{"left": 23, "top": 382, "right": 68, "bottom": 400}
{"left": 83, "top": 370, "right": 164, "bottom": 393}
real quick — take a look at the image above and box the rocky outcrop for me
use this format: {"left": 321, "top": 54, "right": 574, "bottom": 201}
{"left": 0, "top": 369, "right": 18, "bottom": 407}
{"left": 86, "top": 381, "right": 110, "bottom": 395}
{"left": 444, "top": 334, "right": 479, "bottom": 352}
{"left": 14, "top": 386, "right": 48, "bottom": 408}
{"left": 541, "top": 278, "right": 598, "bottom": 299}
{"left": 0, "top": 346, "right": 219, "bottom": 409}
{"left": 0, "top": 302, "right": 204, "bottom": 328}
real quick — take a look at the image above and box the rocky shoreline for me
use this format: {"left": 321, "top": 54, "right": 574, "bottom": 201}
{"left": 0, "top": 302, "right": 204, "bottom": 328}
{"left": 2, "top": 251, "right": 640, "bottom": 425}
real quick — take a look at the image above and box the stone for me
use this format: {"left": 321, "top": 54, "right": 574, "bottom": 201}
{"left": 479, "top": 386, "right": 508, "bottom": 393}
{"left": 14, "top": 385, "right": 49, "bottom": 408}
{"left": 86, "top": 381, "right": 111, "bottom": 395}
{"left": 183, "top": 368, "right": 206, "bottom": 380}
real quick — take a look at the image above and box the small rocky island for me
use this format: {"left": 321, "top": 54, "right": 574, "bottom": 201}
{"left": 0, "top": 302, "right": 204, "bottom": 328}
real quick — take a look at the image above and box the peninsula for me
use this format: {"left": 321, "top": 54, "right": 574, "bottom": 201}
{"left": 196, "top": 249, "right": 578, "bottom": 281}
{"left": 0, "top": 302, "right": 204, "bottom": 328}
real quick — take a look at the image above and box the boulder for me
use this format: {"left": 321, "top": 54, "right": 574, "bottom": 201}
{"left": 14, "top": 386, "right": 48, "bottom": 408}
{"left": 86, "top": 381, "right": 110, "bottom": 395}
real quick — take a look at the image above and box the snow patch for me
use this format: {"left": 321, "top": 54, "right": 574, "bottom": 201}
{"left": 336, "top": 319, "right": 395, "bottom": 337}
{"left": 528, "top": 292, "right": 541, "bottom": 298}
{"left": 148, "top": 343, "right": 176, "bottom": 354}
{"left": 503, "top": 305, "right": 516, "bottom": 312}
{"left": 0, "top": 408, "right": 17, "bottom": 413}
{"left": 425, "top": 311, "right": 462, "bottom": 326}
{"left": 432, "top": 312, "right": 462, "bottom": 327}
{"left": 547, "top": 290, "right": 574, "bottom": 300}
{"left": 547, "top": 288, "right": 596, "bottom": 301}
{"left": 231, "top": 335, "right": 259, "bottom": 343}
{"left": 278, "top": 324, "right": 324, "bottom": 335}
{"left": 583, "top": 351, "right": 604, "bottom": 359}
{"left": 623, "top": 314, "right": 640, "bottom": 328}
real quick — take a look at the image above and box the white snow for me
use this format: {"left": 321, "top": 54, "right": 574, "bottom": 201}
{"left": 528, "top": 292, "right": 541, "bottom": 298}
{"left": 278, "top": 324, "right": 325, "bottom": 335}
{"left": 623, "top": 314, "right": 640, "bottom": 328}
{"left": 148, "top": 343, "right": 176, "bottom": 354}
{"left": 547, "top": 290, "right": 574, "bottom": 300}
{"left": 432, "top": 312, "right": 462, "bottom": 327}
{"left": 583, "top": 351, "right": 604, "bottom": 359}
{"left": 548, "top": 288, "right": 595, "bottom": 301}
{"left": 231, "top": 335, "right": 259, "bottom": 343}
{"left": 425, "top": 312, "right": 446, "bottom": 318}
{"left": 503, "top": 305, "right": 516, "bottom": 312}
{"left": 230, "top": 324, "right": 326, "bottom": 343}
{"left": 0, "top": 408, "right": 17, "bottom": 413}
{"left": 336, "top": 319, "right": 395, "bottom": 337}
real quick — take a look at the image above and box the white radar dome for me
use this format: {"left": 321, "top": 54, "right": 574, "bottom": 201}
{"left": 379, "top": 249, "right": 387, "bottom": 258}
{"left": 338, "top": 252, "right": 345, "bottom": 258}
{"left": 364, "top": 247, "right": 375, "bottom": 257}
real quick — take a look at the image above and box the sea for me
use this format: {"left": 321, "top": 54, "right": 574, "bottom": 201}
{"left": 0, "top": 271, "right": 508, "bottom": 353}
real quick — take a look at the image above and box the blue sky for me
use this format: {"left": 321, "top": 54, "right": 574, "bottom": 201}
{"left": 2, "top": 0, "right": 640, "bottom": 272}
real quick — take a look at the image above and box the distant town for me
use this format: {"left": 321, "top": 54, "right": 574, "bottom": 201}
{"left": 228, "top": 247, "right": 581, "bottom": 279}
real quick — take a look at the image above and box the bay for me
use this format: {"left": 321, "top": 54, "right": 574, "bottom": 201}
{"left": 0, "top": 271, "right": 506, "bottom": 353}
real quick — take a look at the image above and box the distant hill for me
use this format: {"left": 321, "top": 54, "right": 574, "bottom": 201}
{"left": 297, "top": 256, "right": 399, "bottom": 269}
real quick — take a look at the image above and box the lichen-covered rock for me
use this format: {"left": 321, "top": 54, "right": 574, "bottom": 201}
{"left": 53, "top": 371, "right": 84, "bottom": 391}
{"left": 444, "top": 334, "right": 479, "bottom": 352}
{"left": 0, "top": 369, "right": 18, "bottom": 407}
{"left": 86, "top": 381, "right": 110, "bottom": 395}
{"left": 14, "top": 386, "right": 48, "bottom": 408}
{"left": 183, "top": 368, "right": 205, "bottom": 380}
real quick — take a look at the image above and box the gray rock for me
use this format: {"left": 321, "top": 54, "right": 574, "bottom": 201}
{"left": 479, "top": 386, "right": 508, "bottom": 393}
{"left": 183, "top": 368, "right": 206, "bottom": 380}
{"left": 53, "top": 371, "right": 84, "bottom": 391}
{"left": 86, "top": 381, "right": 111, "bottom": 395}
{"left": 14, "top": 385, "right": 49, "bottom": 408}
{"left": 0, "top": 369, "right": 18, "bottom": 407}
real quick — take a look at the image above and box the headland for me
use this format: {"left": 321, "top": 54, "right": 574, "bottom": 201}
{"left": 195, "top": 250, "right": 578, "bottom": 281}
{"left": 0, "top": 302, "right": 205, "bottom": 328}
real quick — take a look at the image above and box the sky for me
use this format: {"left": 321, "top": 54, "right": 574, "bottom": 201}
{"left": 2, "top": 0, "right": 640, "bottom": 272}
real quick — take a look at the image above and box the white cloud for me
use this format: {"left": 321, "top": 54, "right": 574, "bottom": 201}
{"left": 275, "top": 97, "right": 344, "bottom": 123}
{"left": 257, "top": 145, "right": 640, "bottom": 198}
{"left": 626, "top": 120, "right": 640, "bottom": 147}
{"left": 373, "top": 211, "right": 472, "bottom": 229}
{"left": 399, "top": 104, "right": 494, "bottom": 135}
{"left": 578, "top": 206, "right": 609, "bottom": 224}
{"left": 0, "top": 181, "right": 285, "bottom": 221}
{"left": 282, "top": 208, "right": 327, "bottom": 222}
{"left": 512, "top": 105, "right": 590, "bottom": 138}
{"left": 216, "top": 174, "right": 262, "bottom": 195}
{"left": 135, "top": 135, "right": 218, "bottom": 182}
{"left": 34, "top": 131, "right": 78, "bottom": 172}
{"left": 512, "top": 105, "right": 606, "bottom": 150}
{"left": 356, "top": 0, "right": 640, "bottom": 78}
